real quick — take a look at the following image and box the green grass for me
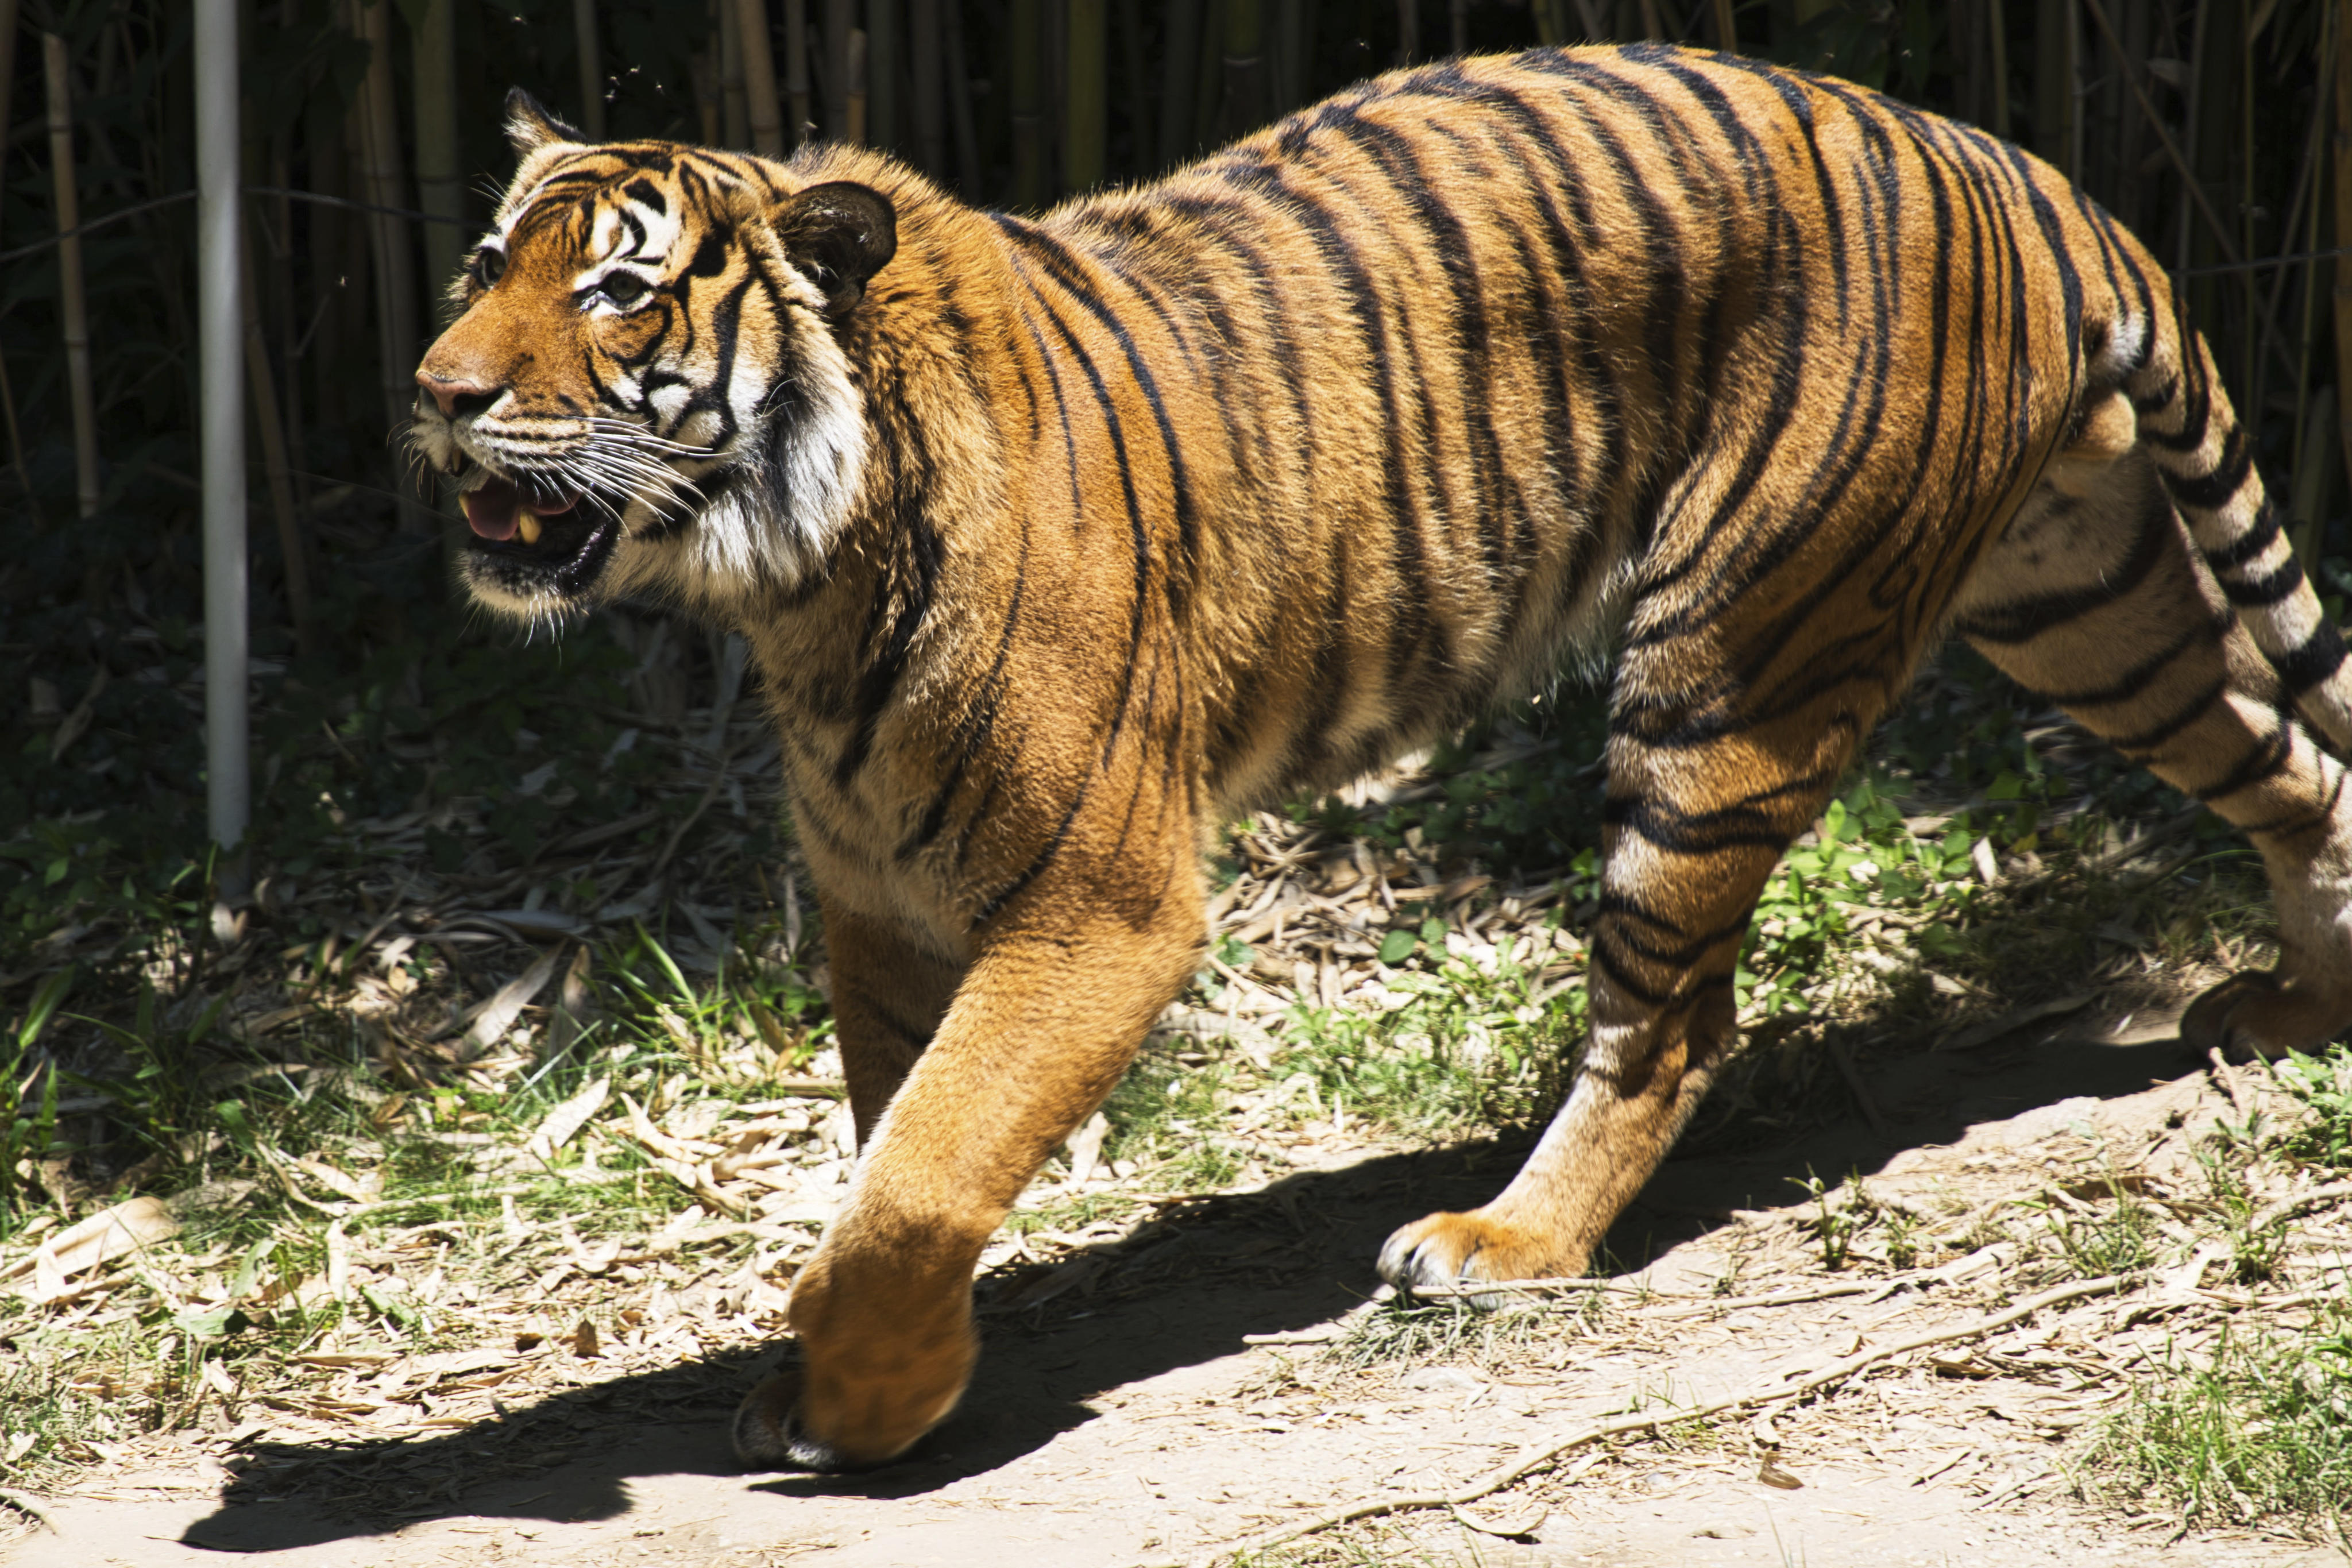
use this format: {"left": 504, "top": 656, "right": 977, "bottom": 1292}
{"left": 2271, "top": 1045, "right": 2352, "bottom": 1170}
{"left": 1320, "top": 1292, "right": 1592, "bottom": 1370}
{"left": 2076, "top": 1312, "right": 2352, "bottom": 1537}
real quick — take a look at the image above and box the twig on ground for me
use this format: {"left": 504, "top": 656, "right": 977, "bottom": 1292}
{"left": 0, "top": 1489, "right": 56, "bottom": 1532}
{"left": 1394, "top": 1275, "right": 1909, "bottom": 1313}
{"left": 2248, "top": 1181, "right": 2352, "bottom": 1238}
{"left": 1194, "top": 1273, "right": 2138, "bottom": 1566}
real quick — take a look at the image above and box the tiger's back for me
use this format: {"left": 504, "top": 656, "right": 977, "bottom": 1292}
{"left": 413, "top": 45, "right": 2352, "bottom": 1476}
{"left": 1008, "top": 47, "right": 2117, "bottom": 812}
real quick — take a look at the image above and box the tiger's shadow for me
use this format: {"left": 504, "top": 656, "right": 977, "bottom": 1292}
{"left": 181, "top": 1023, "right": 2198, "bottom": 1549}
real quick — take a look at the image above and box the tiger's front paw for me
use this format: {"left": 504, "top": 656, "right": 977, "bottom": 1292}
{"left": 732, "top": 1253, "right": 979, "bottom": 1473}
{"left": 2182, "top": 970, "right": 2352, "bottom": 1063}
{"left": 732, "top": 1362, "right": 847, "bottom": 1472}
{"left": 1377, "top": 1210, "right": 1585, "bottom": 1304}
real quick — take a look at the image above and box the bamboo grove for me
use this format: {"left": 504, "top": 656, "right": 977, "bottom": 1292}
{"left": 0, "top": 1, "right": 2346, "bottom": 901}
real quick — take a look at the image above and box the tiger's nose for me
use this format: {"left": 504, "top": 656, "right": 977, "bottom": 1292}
{"left": 416, "top": 370, "right": 500, "bottom": 419}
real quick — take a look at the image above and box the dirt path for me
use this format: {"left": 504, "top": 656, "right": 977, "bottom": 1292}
{"left": 7, "top": 1024, "right": 2343, "bottom": 1567}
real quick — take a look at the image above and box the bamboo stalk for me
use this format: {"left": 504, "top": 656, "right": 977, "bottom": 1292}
{"left": 1195, "top": 0, "right": 1225, "bottom": 143}
{"left": 847, "top": 26, "right": 868, "bottom": 144}
{"left": 1710, "top": 0, "right": 1736, "bottom": 50}
{"left": 1011, "top": 0, "right": 1051, "bottom": 206}
{"left": 910, "top": 0, "right": 945, "bottom": 176}
{"left": 1, "top": 0, "right": 32, "bottom": 507}
{"left": 1119, "top": 0, "right": 1149, "bottom": 172}
{"left": 575, "top": 0, "right": 607, "bottom": 136}
{"left": 412, "top": 0, "right": 465, "bottom": 315}
{"left": 1450, "top": 0, "right": 1467, "bottom": 56}
{"left": 869, "top": 0, "right": 897, "bottom": 149}
{"left": 1223, "top": 0, "right": 1264, "bottom": 139}
{"left": 44, "top": 34, "right": 100, "bottom": 519}
{"left": 943, "top": 0, "right": 983, "bottom": 194}
{"left": 2034, "top": 0, "right": 2075, "bottom": 176}
{"left": 2335, "top": 0, "right": 2352, "bottom": 514}
{"left": 2293, "top": 385, "right": 2336, "bottom": 567}
{"left": 721, "top": 0, "right": 750, "bottom": 146}
{"left": 1396, "top": 0, "right": 1419, "bottom": 64}
{"left": 266, "top": 107, "right": 306, "bottom": 515}
{"left": 2082, "top": 0, "right": 2301, "bottom": 389}
{"left": 350, "top": 0, "right": 419, "bottom": 434}
{"left": 2288, "top": 4, "right": 2335, "bottom": 536}
{"left": 1067, "top": 0, "right": 1106, "bottom": 190}
{"left": 2242, "top": 1, "right": 2258, "bottom": 408}
{"left": 827, "top": 0, "right": 855, "bottom": 140}
{"left": 1571, "top": 0, "right": 1609, "bottom": 38}
{"left": 784, "top": 0, "right": 812, "bottom": 144}
{"left": 241, "top": 223, "right": 312, "bottom": 658}
{"left": 737, "top": 0, "right": 787, "bottom": 155}
{"left": 1531, "top": 0, "right": 1562, "bottom": 47}
{"left": 1161, "top": 0, "right": 1203, "bottom": 166}
{"left": 1986, "top": 0, "right": 2009, "bottom": 138}
{"left": 0, "top": 0, "right": 16, "bottom": 186}
{"left": 694, "top": 2, "right": 721, "bottom": 144}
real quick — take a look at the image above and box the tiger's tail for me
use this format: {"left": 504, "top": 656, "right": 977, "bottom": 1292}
{"left": 2123, "top": 297, "right": 2352, "bottom": 754}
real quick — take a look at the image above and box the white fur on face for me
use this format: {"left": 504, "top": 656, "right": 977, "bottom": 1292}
{"left": 428, "top": 160, "right": 872, "bottom": 621}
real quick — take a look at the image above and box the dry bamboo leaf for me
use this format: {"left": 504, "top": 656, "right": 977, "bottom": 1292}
{"left": 14, "top": 1197, "right": 178, "bottom": 1301}
{"left": 1064, "top": 1111, "right": 1111, "bottom": 1187}
{"left": 1450, "top": 1501, "right": 1546, "bottom": 1539}
{"left": 619, "top": 1091, "right": 702, "bottom": 1163}
{"left": 288, "top": 1156, "right": 380, "bottom": 1204}
{"left": 463, "top": 947, "right": 563, "bottom": 1049}
{"left": 326, "top": 1221, "right": 352, "bottom": 1304}
{"left": 526, "top": 1075, "right": 611, "bottom": 1163}
{"left": 569, "top": 1319, "right": 601, "bottom": 1358}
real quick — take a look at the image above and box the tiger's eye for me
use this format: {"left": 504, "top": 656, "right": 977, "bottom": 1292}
{"left": 600, "top": 272, "right": 651, "bottom": 307}
{"left": 473, "top": 247, "right": 507, "bottom": 288}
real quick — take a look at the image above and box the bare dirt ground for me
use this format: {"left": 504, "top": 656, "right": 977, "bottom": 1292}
{"left": 9, "top": 1006, "right": 2347, "bottom": 1568}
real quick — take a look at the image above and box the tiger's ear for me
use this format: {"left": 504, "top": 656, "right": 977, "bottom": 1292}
{"left": 504, "top": 87, "right": 585, "bottom": 156}
{"left": 774, "top": 183, "right": 898, "bottom": 318}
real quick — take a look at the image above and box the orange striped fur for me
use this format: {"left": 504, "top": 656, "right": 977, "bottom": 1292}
{"left": 412, "top": 46, "right": 2352, "bottom": 1471}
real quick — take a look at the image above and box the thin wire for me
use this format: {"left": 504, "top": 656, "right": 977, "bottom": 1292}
{"left": 2179, "top": 244, "right": 2352, "bottom": 279}
{"left": 0, "top": 184, "right": 470, "bottom": 266}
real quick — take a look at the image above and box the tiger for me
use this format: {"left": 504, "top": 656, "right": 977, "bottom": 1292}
{"left": 410, "top": 44, "right": 2352, "bottom": 1472}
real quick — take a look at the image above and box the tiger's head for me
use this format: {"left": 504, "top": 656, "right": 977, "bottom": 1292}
{"left": 410, "top": 91, "right": 897, "bottom": 619}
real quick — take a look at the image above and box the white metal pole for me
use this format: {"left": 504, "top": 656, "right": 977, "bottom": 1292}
{"left": 196, "top": 0, "right": 249, "bottom": 865}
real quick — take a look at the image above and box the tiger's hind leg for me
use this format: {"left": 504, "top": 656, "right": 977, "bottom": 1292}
{"left": 1380, "top": 607, "right": 1892, "bottom": 1291}
{"left": 1955, "top": 442, "right": 2352, "bottom": 1059}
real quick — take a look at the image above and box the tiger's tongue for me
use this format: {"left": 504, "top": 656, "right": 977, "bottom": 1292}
{"left": 461, "top": 479, "right": 578, "bottom": 541}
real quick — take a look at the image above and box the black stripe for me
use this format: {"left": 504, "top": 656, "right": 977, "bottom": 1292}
{"left": 2276, "top": 621, "right": 2350, "bottom": 694}
{"left": 2193, "top": 715, "right": 2296, "bottom": 804}
{"left": 2164, "top": 426, "right": 2254, "bottom": 511}
{"left": 899, "top": 527, "right": 1030, "bottom": 860}
{"left": 1957, "top": 509, "right": 2171, "bottom": 645}
{"left": 2104, "top": 676, "right": 2229, "bottom": 756}
{"left": 2202, "top": 502, "right": 2281, "bottom": 572}
{"left": 1586, "top": 932, "right": 1673, "bottom": 1008}
{"left": 831, "top": 511, "right": 943, "bottom": 787}
{"left": 1601, "top": 791, "right": 1813, "bottom": 856}
{"left": 1269, "top": 171, "right": 1442, "bottom": 687}
{"left": 995, "top": 218, "right": 1199, "bottom": 609}
{"left": 2026, "top": 609, "right": 2231, "bottom": 709}
{"left": 2221, "top": 559, "right": 2304, "bottom": 608}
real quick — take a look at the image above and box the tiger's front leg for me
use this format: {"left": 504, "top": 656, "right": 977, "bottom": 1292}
{"left": 731, "top": 834, "right": 1207, "bottom": 1471}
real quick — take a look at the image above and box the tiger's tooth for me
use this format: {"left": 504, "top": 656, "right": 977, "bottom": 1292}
{"left": 517, "top": 513, "right": 543, "bottom": 546}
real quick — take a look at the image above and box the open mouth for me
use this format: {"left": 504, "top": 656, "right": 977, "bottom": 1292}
{"left": 459, "top": 472, "right": 625, "bottom": 594}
